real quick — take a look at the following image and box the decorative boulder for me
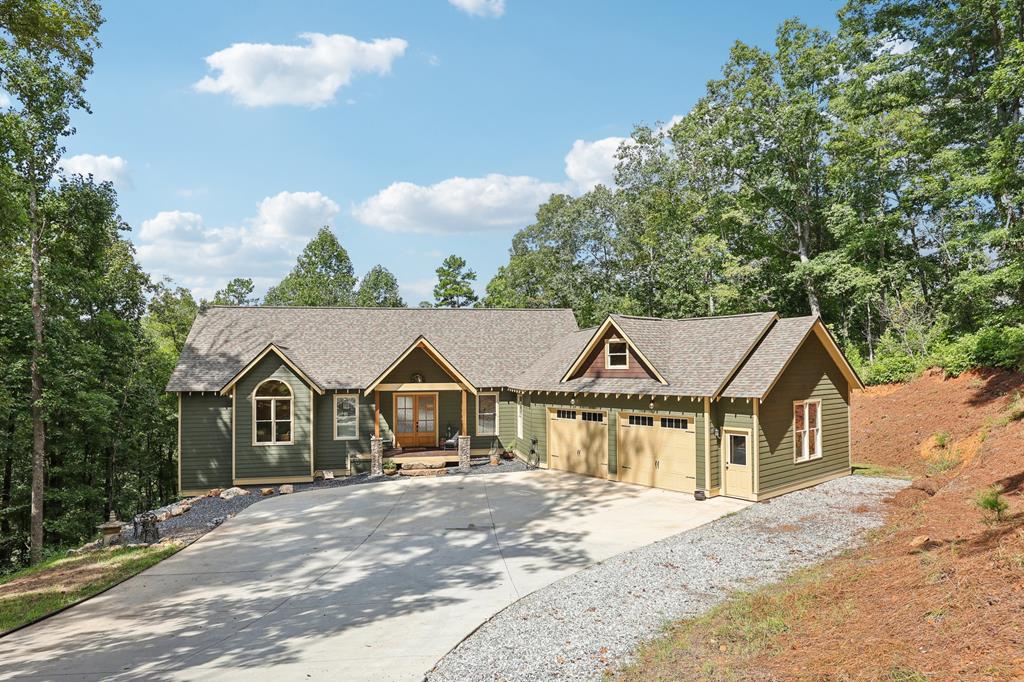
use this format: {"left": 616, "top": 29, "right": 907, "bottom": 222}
{"left": 134, "top": 512, "right": 160, "bottom": 544}
{"left": 278, "top": 484, "right": 294, "bottom": 495}
{"left": 155, "top": 510, "right": 172, "bottom": 522}
{"left": 207, "top": 488, "right": 222, "bottom": 498}
{"left": 220, "top": 487, "right": 250, "bottom": 500}
{"left": 260, "top": 487, "right": 275, "bottom": 496}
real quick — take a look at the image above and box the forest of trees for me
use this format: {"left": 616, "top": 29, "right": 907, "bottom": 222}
{"left": 1, "top": 0, "right": 1023, "bottom": 569}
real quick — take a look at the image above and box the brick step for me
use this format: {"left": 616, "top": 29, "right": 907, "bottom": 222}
{"left": 400, "top": 461, "right": 446, "bottom": 470}
{"left": 399, "top": 468, "right": 448, "bottom": 477}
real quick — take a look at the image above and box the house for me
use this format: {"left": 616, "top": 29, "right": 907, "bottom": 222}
{"left": 167, "top": 306, "right": 863, "bottom": 501}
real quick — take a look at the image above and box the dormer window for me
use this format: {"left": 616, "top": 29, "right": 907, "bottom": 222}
{"left": 605, "top": 339, "right": 629, "bottom": 369}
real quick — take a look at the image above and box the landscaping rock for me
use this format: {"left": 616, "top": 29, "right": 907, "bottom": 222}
{"left": 219, "top": 487, "right": 250, "bottom": 500}
{"left": 278, "top": 484, "right": 293, "bottom": 494}
{"left": 909, "top": 535, "right": 933, "bottom": 550}
{"left": 260, "top": 487, "right": 275, "bottom": 496}
{"left": 401, "top": 461, "right": 445, "bottom": 470}
{"left": 400, "top": 468, "right": 448, "bottom": 477}
{"left": 155, "top": 510, "right": 172, "bottom": 522}
{"left": 207, "top": 488, "right": 222, "bottom": 497}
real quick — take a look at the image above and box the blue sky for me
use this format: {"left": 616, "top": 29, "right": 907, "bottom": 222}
{"left": 64, "top": 0, "right": 840, "bottom": 303}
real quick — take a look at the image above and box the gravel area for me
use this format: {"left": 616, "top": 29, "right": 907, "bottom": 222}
{"left": 125, "top": 456, "right": 530, "bottom": 545}
{"left": 428, "top": 475, "right": 909, "bottom": 682}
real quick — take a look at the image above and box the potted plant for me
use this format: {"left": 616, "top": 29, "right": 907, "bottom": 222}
{"left": 383, "top": 459, "right": 398, "bottom": 476}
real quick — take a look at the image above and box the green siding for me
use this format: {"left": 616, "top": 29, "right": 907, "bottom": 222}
{"left": 234, "top": 354, "right": 312, "bottom": 479}
{"left": 710, "top": 400, "right": 755, "bottom": 491}
{"left": 179, "top": 394, "right": 232, "bottom": 491}
{"left": 382, "top": 347, "right": 456, "bottom": 384}
{"left": 313, "top": 392, "right": 376, "bottom": 472}
{"left": 758, "top": 334, "right": 851, "bottom": 494}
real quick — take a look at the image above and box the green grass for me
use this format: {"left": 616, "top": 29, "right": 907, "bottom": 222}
{"left": 0, "top": 544, "right": 179, "bottom": 634}
{"left": 852, "top": 462, "right": 912, "bottom": 479}
{"left": 926, "top": 451, "right": 961, "bottom": 475}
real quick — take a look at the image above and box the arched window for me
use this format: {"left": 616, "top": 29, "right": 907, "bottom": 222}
{"left": 254, "top": 379, "right": 292, "bottom": 445}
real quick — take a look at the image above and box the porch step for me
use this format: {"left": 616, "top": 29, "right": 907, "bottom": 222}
{"left": 400, "top": 461, "right": 446, "bottom": 470}
{"left": 399, "top": 467, "right": 448, "bottom": 477}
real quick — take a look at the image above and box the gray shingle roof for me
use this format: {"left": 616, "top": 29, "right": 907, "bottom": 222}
{"left": 719, "top": 315, "right": 818, "bottom": 398}
{"left": 167, "top": 307, "right": 839, "bottom": 400}
{"left": 507, "top": 311, "right": 779, "bottom": 397}
{"left": 166, "top": 307, "right": 579, "bottom": 392}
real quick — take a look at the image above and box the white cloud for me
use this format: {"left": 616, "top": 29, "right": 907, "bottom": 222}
{"left": 564, "top": 136, "right": 627, "bottom": 191}
{"left": 449, "top": 0, "right": 505, "bottom": 17}
{"left": 0, "top": 91, "right": 10, "bottom": 108}
{"left": 353, "top": 174, "right": 566, "bottom": 234}
{"left": 59, "top": 154, "right": 131, "bottom": 187}
{"left": 354, "top": 114, "right": 684, "bottom": 235}
{"left": 194, "top": 32, "right": 408, "bottom": 108}
{"left": 135, "top": 191, "right": 341, "bottom": 299}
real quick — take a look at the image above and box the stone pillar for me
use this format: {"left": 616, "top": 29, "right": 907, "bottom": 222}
{"left": 458, "top": 435, "right": 471, "bottom": 471}
{"left": 370, "top": 436, "right": 383, "bottom": 476}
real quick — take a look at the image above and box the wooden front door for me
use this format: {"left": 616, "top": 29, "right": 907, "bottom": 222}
{"left": 394, "top": 393, "right": 437, "bottom": 448}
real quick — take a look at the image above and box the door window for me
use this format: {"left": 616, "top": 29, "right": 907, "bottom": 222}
{"left": 396, "top": 395, "right": 414, "bottom": 432}
{"left": 417, "top": 396, "right": 435, "bottom": 433}
{"left": 728, "top": 433, "right": 747, "bottom": 466}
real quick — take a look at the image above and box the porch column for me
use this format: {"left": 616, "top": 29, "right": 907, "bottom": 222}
{"left": 370, "top": 436, "right": 383, "bottom": 476}
{"left": 458, "top": 388, "right": 470, "bottom": 471}
{"left": 374, "top": 389, "right": 381, "bottom": 438}
{"left": 461, "top": 389, "right": 467, "bottom": 436}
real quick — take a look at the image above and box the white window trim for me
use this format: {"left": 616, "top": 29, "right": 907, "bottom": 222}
{"left": 253, "top": 379, "right": 294, "bottom": 447}
{"left": 333, "top": 393, "right": 360, "bottom": 441}
{"left": 793, "top": 398, "right": 822, "bottom": 463}
{"left": 604, "top": 338, "right": 629, "bottom": 369}
{"left": 516, "top": 395, "right": 523, "bottom": 439}
{"left": 476, "top": 392, "right": 499, "bottom": 436}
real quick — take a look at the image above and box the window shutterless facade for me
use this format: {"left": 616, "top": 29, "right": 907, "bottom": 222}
{"left": 627, "top": 415, "right": 654, "bottom": 427}
{"left": 555, "top": 409, "right": 576, "bottom": 420}
{"left": 794, "top": 399, "right": 822, "bottom": 462}
{"left": 254, "top": 379, "right": 292, "bottom": 445}
{"left": 333, "top": 394, "right": 359, "bottom": 441}
{"left": 477, "top": 393, "right": 498, "bottom": 436}
{"left": 660, "top": 417, "right": 688, "bottom": 430}
{"left": 605, "top": 339, "right": 629, "bottom": 368}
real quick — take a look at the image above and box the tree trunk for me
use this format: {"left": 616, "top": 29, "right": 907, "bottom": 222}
{"left": 29, "top": 190, "right": 46, "bottom": 565}
{"left": 796, "top": 222, "right": 821, "bottom": 316}
{"left": 1, "top": 432, "right": 14, "bottom": 567}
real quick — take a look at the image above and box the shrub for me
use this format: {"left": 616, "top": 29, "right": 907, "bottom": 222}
{"left": 933, "top": 431, "right": 950, "bottom": 449}
{"left": 864, "top": 351, "right": 921, "bottom": 385}
{"left": 930, "top": 325, "right": 1024, "bottom": 376}
{"left": 974, "top": 487, "right": 1009, "bottom": 522}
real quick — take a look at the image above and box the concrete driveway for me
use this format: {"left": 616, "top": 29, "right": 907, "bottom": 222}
{"left": 0, "top": 470, "right": 748, "bottom": 681}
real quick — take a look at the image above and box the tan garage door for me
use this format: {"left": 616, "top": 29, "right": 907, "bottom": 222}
{"left": 547, "top": 408, "right": 608, "bottom": 478}
{"left": 617, "top": 413, "right": 697, "bottom": 493}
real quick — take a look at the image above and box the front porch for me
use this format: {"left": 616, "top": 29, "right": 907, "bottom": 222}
{"left": 384, "top": 448, "right": 462, "bottom": 465}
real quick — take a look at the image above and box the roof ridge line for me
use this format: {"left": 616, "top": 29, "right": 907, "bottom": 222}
{"left": 612, "top": 311, "right": 777, "bottom": 322}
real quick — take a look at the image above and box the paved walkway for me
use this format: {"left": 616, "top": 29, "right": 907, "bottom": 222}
{"left": 0, "top": 470, "right": 748, "bottom": 681}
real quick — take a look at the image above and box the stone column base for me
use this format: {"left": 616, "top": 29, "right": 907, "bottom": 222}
{"left": 370, "top": 436, "right": 383, "bottom": 476}
{"left": 457, "top": 435, "right": 471, "bottom": 471}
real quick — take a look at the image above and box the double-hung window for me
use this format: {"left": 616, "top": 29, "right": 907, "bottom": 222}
{"left": 334, "top": 394, "right": 359, "bottom": 441}
{"left": 794, "top": 399, "right": 822, "bottom": 462}
{"left": 605, "top": 339, "right": 629, "bottom": 368}
{"left": 254, "top": 380, "right": 292, "bottom": 445}
{"left": 477, "top": 393, "right": 498, "bottom": 436}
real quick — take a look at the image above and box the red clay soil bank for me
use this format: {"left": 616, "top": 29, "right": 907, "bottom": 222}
{"left": 853, "top": 368, "right": 1024, "bottom": 475}
{"left": 759, "top": 369, "right": 1024, "bottom": 680}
